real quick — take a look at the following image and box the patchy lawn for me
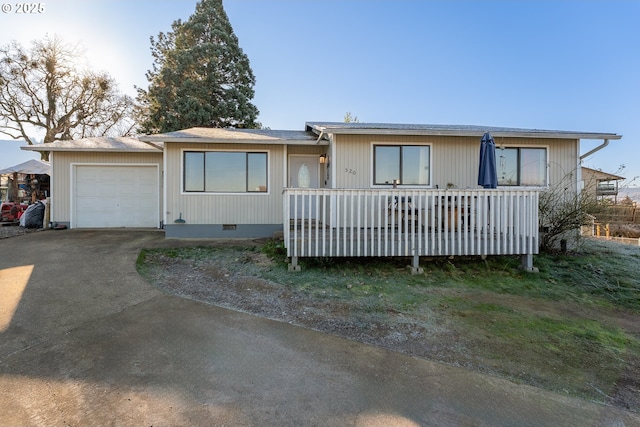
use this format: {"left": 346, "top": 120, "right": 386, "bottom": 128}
{"left": 137, "top": 238, "right": 640, "bottom": 413}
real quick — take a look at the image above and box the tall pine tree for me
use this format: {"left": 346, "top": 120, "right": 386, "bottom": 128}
{"left": 137, "top": 0, "right": 259, "bottom": 133}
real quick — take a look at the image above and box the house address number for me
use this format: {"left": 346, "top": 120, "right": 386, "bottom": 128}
{"left": 344, "top": 168, "right": 357, "bottom": 175}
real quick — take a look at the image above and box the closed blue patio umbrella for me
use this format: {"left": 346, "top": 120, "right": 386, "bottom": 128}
{"left": 478, "top": 132, "right": 498, "bottom": 189}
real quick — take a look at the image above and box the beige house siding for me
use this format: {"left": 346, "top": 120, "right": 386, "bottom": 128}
{"left": 164, "top": 143, "right": 288, "bottom": 225}
{"left": 332, "top": 134, "right": 374, "bottom": 189}
{"left": 286, "top": 145, "right": 326, "bottom": 156}
{"left": 50, "top": 151, "right": 163, "bottom": 225}
{"left": 331, "top": 134, "right": 578, "bottom": 190}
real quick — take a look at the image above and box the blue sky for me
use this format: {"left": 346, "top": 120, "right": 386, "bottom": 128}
{"left": 1, "top": 0, "right": 638, "bottom": 186}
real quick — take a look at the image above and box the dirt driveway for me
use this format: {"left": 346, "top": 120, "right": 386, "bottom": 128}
{"left": 0, "top": 230, "right": 638, "bottom": 426}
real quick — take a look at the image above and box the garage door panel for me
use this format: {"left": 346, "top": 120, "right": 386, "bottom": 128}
{"left": 75, "top": 166, "right": 158, "bottom": 228}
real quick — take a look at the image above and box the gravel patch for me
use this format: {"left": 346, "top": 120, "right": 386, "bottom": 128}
{"left": 0, "top": 224, "right": 30, "bottom": 239}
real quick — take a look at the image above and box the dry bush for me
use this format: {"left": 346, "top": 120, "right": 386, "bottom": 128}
{"left": 607, "top": 224, "right": 640, "bottom": 238}
{"left": 539, "top": 175, "right": 597, "bottom": 253}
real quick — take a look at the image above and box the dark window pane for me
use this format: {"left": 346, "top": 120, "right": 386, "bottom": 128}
{"left": 184, "top": 152, "right": 204, "bottom": 192}
{"left": 374, "top": 146, "right": 400, "bottom": 185}
{"left": 497, "top": 148, "right": 518, "bottom": 186}
{"left": 497, "top": 147, "right": 547, "bottom": 187}
{"left": 206, "top": 152, "right": 246, "bottom": 192}
{"left": 402, "top": 146, "right": 430, "bottom": 185}
{"left": 248, "top": 152, "right": 268, "bottom": 192}
{"left": 520, "top": 148, "right": 547, "bottom": 186}
{"left": 184, "top": 151, "right": 269, "bottom": 193}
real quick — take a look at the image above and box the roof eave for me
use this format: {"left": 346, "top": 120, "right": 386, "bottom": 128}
{"left": 20, "top": 146, "right": 162, "bottom": 153}
{"left": 306, "top": 123, "right": 621, "bottom": 140}
{"left": 316, "top": 129, "right": 622, "bottom": 140}
{"left": 139, "top": 136, "right": 327, "bottom": 145}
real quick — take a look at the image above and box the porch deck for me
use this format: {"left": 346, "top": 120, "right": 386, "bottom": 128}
{"left": 283, "top": 189, "right": 539, "bottom": 271}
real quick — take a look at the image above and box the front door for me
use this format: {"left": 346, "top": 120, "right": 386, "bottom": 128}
{"left": 289, "top": 155, "right": 320, "bottom": 219}
{"left": 289, "top": 155, "right": 320, "bottom": 189}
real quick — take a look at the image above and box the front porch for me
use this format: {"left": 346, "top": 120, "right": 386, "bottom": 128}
{"left": 283, "top": 189, "right": 539, "bottom": 272}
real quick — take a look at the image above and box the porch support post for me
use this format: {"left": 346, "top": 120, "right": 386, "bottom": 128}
{"left": 408, "top": 253, "right": 424, "bottom": 275}
{"left": 288, "top": 256, "right": 301, "bottom": 272}
{"left": 520, "top": 254, "right": 539, "bottom": 273}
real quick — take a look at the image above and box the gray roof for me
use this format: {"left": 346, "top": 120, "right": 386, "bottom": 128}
{"left": 139, "top": 127, "right": 323, "bottom": 145}
{"left": 0, "top": 159, "right": 50, "bottom": 175}
{"left": 21, "top": 137, "right": 163, "bottom": 152}
{"left": 21, "top": 123, "right": 620, "bottom": 155}
{"left": 305, "top": 122, "right": 622, "bottom": 140}
{"left": 582, "top": 166, "right": 626, "bottom": 181}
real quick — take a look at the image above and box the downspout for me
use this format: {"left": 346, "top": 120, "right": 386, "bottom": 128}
{"left": 578, "top": 139, "right": 609, "bottom": 193}
{"left": 580, "top": 139, "right": 609, "bottom": 161}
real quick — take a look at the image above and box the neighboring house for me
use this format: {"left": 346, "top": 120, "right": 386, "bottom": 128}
{"left": 23, "top": 122, "right": 621, "bottom": 271}
{"left": 582, "top": 166, "right": 625, "bottom": 202}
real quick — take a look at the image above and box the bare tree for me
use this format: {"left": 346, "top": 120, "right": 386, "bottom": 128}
{"left": 0, "top": 36, "right": 135, "bottom": 161}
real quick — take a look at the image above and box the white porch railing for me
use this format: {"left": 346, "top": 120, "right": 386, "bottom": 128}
{"left": 283, "top": 189, "right": 539, "bottom": 262}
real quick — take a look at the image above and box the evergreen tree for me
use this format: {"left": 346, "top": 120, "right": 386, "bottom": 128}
{"left": 137, "top": 0, "right": 259, "bottom": 133}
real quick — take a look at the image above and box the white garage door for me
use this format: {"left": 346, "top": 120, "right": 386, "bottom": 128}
{"left": 74, "top": 165, "right": 159, "bottom": 228}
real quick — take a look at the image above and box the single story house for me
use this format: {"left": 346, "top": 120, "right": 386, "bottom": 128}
{"left": 23, "top": 122, "right": 621, "bottom": 271}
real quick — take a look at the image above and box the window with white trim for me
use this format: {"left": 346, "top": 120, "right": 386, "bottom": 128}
{"left": 184, "top": 151, "right": 268, "bottom": 193}
{"left": 373, "top": 145, "right": 430, "bottom": 186}
{"left": 497, "top": 147, "right": 547, "bottom": 186}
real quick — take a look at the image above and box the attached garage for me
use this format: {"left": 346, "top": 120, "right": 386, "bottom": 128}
{"left": 73, "top": 164, "right": 159, "bottom": 228}
{"left": 21, "top": 137, "right": 164, "bottom": 230}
